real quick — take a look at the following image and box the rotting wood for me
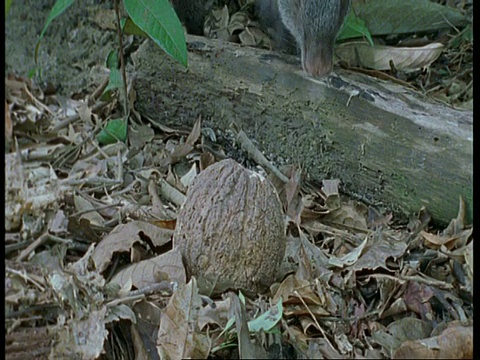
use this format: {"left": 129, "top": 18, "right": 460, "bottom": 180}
{"left": 131, "top": 35, "right": 473, "bottom": 225}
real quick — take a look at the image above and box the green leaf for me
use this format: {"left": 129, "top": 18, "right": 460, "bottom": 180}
{"left": 27, "top": 67, "right": 41, "bottom": 79}
{"left": 123, "top": 17, "right": 148, "bottom": 37}
{"left": 34, "top": 0, "right": 75, "bottom": 63}
{"left": 97, "top": 118, "right": 128, "bottom": 145}
{"left": 101, "top": 51, "right": 123, "bottom": 101}
{"left": 5, "top": 0, "right": 13, "bottom": 16}
{"left": 353, "top": 0, "right": 468, "bottom": 36}
{"left": 247, "top": 301, "right": 283, "bottom": 333}
{"left": 123, "top": 0, "right": 188, "bottom": 67}
{"left": 219, "top": 300, "right": 283, "bottom": 338}
{"left": 338, "top": 12, "right": 373, "bottom": 46}
{"left": 238, "top": 291, "right": 246, "bottom": 304}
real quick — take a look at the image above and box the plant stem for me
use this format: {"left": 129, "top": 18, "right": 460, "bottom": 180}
{"left": 114, "top": 0, "right": 129, "bottom": 118}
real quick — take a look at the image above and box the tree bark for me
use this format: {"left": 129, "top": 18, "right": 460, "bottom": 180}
{"left": 131, "top": 36, "right": 472, "bottom": 225}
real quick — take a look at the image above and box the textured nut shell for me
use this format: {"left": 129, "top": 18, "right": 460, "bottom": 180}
{"left": 174, "top": 159, "right": 286, "bottom": 295}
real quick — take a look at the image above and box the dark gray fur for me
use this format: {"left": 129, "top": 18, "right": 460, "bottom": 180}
{"left": 170, "top": 0, "right": 215, "bottom": 35}
{"left": 171, "top": 0, "right": 350, "bottom": 76}
{"left": 258, "top": 0, "right": 350, "bottom": 76}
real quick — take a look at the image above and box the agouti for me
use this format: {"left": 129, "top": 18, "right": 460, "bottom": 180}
{"left": 170, "top": 0, "right": 350, "bottom": 77}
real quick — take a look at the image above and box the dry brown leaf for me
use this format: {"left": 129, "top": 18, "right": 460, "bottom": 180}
{"left": 441, "top": 196, "right": 467, "bottom": 236}
{"left": 297, "top": 231, "right": 330, "bottom": 273}
{"left": 305, "top": 338, "right": 344, "bottom": 359}
{"left": 380, "top": 298, "right": 408, "bottom": 319}
{"left": 109, "top": 249, "right": 186, "bottom": 289}
{"left": 273, "top": 274, "right": 331, "bottom": 318}
{"left": 323, "top": 201, "right": 368, "bottom": 230}
{"left": 328, "top": 236, "right": 368, "bottom": 268}
{"left": 67, "top": 217, "right": 101, "bottom": 243}
{"left": 295, "top": 239, "right": 317, "bottom": 281}
{"left": 323, "top": 185, "right": 342, "bottom": 212}
{"left": 130, "top": 322, "right": 153, "bottom": 360}
{"left": 403, "top": 281, "right": 434, "bottom": 320}
{"left": 239, "top": 26, "right": 271, "bottom": 47}
{"left": 333, "top": 332, "right": 353, "bottom": 355}
{"left": 163, "top": 117, "right": 202, "bottom": 167}
{"left": 285, "top": 167, "right": 304, "bottom": 225}
{"left": 199, "top": 152, "right": 215, "bottom": 171}
{"left": 283, "top": 303, "right": 330, "bottom": 318}
{"left": 73, "top": 194, "right": 105, "bottom": 227}
{"left": 156, "top": 277, "right": 211, "bottom": 359}
{"left": 420, "top": 228, "right": 472, "bottom": 251}
{"left": 372, "top": 318, "right": 433, "bottom": 357}
{"left": 92, "top": 221, "right": 174, "bottom": 272}
{"left": 151, "top": 219, "right": 177, "bottom": 230}
{"left": 299, "top": 315, "right": 321, "bottom": 335}
{"left": 186, "top": 117, "right": 202, "bottom": 146}
{"left": 393, "top": 323, "right": 472, "bottom": 359}
{"left": 322, "top": 179, "right": 340, "bottom": 198}
{"left": 388, "top": 317, "right": 433, "bottom": 344}
{"left": 129, "top": 123, "right": 155, "bottom": 149}
{"left": 284, "top": 325, "right": 309, "bottom": 355}
{"left": 230, "top": 292, "right": 268, "bottom": 359}
{"left": 130, "top": 301, "right": 163, "bottom": 357}
{"left": 158, "top": 178, "right": 187, "bottom": 206}
{"left": 198, "top": 297, "right": 231, "bottom": 331}
{"left": 337, "top": 41, "right": 445, "bottom": 71}
{"left": 180, "top": 163, "right": 198, "bottom": 189}
{"left": 5, "top": 153, "right": 67, "bottom": 232}
{"left": 350, "top": 234, "right": 408, "bottom": 272}
{"left": 205, "top": 6, "right": 232, "bottom": 40}
{"left": 52, "top": 307, "right": 108, "bottom": 359}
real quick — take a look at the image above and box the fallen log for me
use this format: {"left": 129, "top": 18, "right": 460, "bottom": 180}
{"left": 132, "top": 36, "right": 473, "bottom": 225}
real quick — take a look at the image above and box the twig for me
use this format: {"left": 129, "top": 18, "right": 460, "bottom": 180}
{"left": 367, "top": 273, "right": 454, "bottom": 289}
{"left": 6, "top": 268, "right": 45, "bottom": 291}
{"left": 231, "top": 123, "right": 289, "bottom": 183}
{"left": 69, "top": 202, "right": 123, "bottom": 218}
{"left": 90, "top": 76, "right": 110, "bottom": 102}
{"left": 114, "top": 0, "right": 129, "bottom": 116}
{"left": 51, "top": 100, "right": 112, "bottom": 132}
{"left": 106, "top": 281, "right": 175, "bottom": 307}
{"left": 294, "top": 289, "right": 337, "bottom": 352}
{"left": 16, "top": 232, "right": 49, "bottom": 262}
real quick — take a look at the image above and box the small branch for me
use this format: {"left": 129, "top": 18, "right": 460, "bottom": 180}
{"left": 114, "top": 0, "right": 129, "bottom": 116}
{"left": 51, "top": 100, "right": 111, "bottom": 132}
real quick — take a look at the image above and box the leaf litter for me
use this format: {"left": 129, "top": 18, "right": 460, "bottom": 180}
{"left": 5, "top": 73, "right": 473, "bottom": 360}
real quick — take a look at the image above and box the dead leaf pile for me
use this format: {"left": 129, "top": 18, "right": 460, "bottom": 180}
{"left": 5, "top": 74, "right": 473, "bottom": 360}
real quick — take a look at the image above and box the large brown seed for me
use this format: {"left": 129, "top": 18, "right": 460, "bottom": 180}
{"left": 174, "top": 159, "right": 286, "bottom": 296}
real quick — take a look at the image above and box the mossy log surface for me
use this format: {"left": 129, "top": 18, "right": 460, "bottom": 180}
{"left": 132, "top": 37, "right": 472, "bottom": 225}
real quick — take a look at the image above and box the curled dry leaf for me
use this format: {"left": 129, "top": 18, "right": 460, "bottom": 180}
{"left": 230, "top": 292, "right": 269, "bottom": 359}
{"left": 349, "top": 233, "right": 408, "bottom": 272}
{"left": 109, "top": 249, "right": 186, "bottom": 290}
{"left": 421, "top": 228, "right": 472, "bottom": 250}
{"left": 92, "top": 220, "right": 174, "bottom": 272}
{"left": 393, "top": 323, "right": 472, "bottom": 359}
{"left": 336, "top": 42, "right": 445, "bottom": 71}
{"left": 156, "top": 278, "right": 210, "bottom": 359}
{"left": 73, "top": 194, "right": 105, "bottom": 227}
{"left": 52, "top": 307, "right": 108, "bottom": 360}
{"left": 273, "top": 274, "right": 323, "bottom": 306}
{"left": 328, "top": 236, "right": 368, "bottom": 268}
{"left": 5, "top": 153, "right": 68, "bottom": 231}
{"left": 198, "top": 297, "right": 231, "bottom": 331}
{"left": 239, "top": 25, "right": 271, "bottom": 48}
